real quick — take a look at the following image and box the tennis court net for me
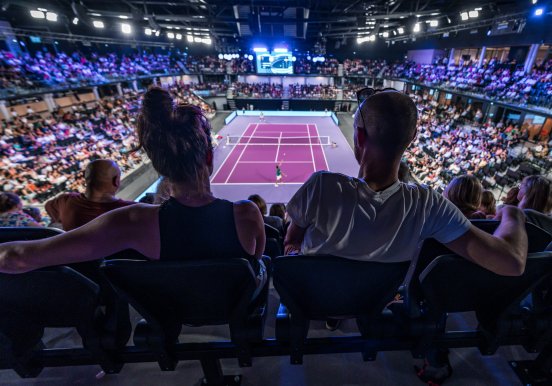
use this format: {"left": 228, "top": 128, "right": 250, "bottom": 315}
{"left": 226, "top": 135, "right": 331, "bottom": 146}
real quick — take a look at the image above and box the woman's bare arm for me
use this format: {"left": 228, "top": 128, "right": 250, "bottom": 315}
{"left": 0, "top": 204, "right": 160, "bottom": 273}
{"left": 234, "top": 200, "right": 265, "bottom": 259}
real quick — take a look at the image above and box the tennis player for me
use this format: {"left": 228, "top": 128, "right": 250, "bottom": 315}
{"left": 275, "top": 164, "right": 283, "bottom": 187}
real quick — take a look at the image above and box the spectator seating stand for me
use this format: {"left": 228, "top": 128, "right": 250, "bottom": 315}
{"left": 0, "top": 223, "right": 551, "bottom": 385}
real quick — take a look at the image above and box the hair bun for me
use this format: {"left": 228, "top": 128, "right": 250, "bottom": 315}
{"left": 142, "top": 86, "right": 173, "bottom": 119}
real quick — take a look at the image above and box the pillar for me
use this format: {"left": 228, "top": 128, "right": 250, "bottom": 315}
{"left": 524, "top": 44, "right": 540, "bottom": 73}
{"left": 0, "top": 100, "right": 10, "bottom": 121}
{"left": 42, "top": 93, "right": 56, "bottom": 112}
{"left": 132, "top": 80, "right": 138, "bottom": 91}
{"left": 116, "top": 83, "right": 123, "bottom": 96}
{"left": 478, "top": 46, "right": 486, "bottom": 68}
{"left": 448, "top": 48, "right": 455, "bottom": 67}
{"left": 92, "top": 87, "right": 100, "bottom": 100}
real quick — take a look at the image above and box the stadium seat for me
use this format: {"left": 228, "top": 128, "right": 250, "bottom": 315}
{"left": 0, "top": 227, "right": 132, "bottom": 377}
{"left": 0, "top": 266, "right": 127, "bottom": 377}
{"left": 419, "top": 251, "right": 552, "bottom": 355}
{"left": 273, "top": 255, "right": 410, "bottom": 364}
{"left": 100, "top": 256, "right": 271, "bottom": 383}
{"left": 264, "top": 223, "right": 283, "bottom": 258}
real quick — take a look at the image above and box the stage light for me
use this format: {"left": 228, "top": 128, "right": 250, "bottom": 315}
{"left": 30, "top": 10, "right": 45, "bottom": 19}
{"left": 93, "top": 20, "right": 104, "bottom": 28}
{"left": 446, "top": 17, "right": 451, "bottom": 24}
{"left": 187, "top": 35, "right": 193, "bottom": 42}
{"left": 176, "top": 33, "right": 182, "bottom": 40}
{"left": 121, "top": 23, "right": 132, "bottom": 34}
{"left": 534, "top": 8, "right": 544, "bottom": 16}
{"left": 167, "top": 32, "right": 175, "bottom": 39}
{"left": 72, "top": 17, "right": 79, "bottom": 25}
{"left": 397, "top": 27, "right": 404, "bottom": 34}
{"left": 469, "top": 10, "right": 479, "bottom": 18}
{"left": 145, "top": 28, "right": 152, "bottom": 35}
{"left": 532, "top": 0, "right": 538, "bottom": 3}
{"left": 253, "top": 47, "right": 267, "bottom": 52}
{"left": 155, "top": 30, "right": 160, "bottom": 37}
{"left": 382, "top": 31, "right": 389, "bottom": 37}
{"left": 248, "top": 54, "right": 254, "bottom": 60}
{"left": 118, "top": 15, "right": 129, "bottom": 19}
{"left": 194, "top": 37, "right": 202, "bottom": 42}
{"left": 274, "top": 48, "right": 288, "bottom": 53}
{"left": 37, "top": 7, "right": 47, "bottom": 11}
{"left": 46, "top": 12, "right": 58, "bottom": 22}
{"left": 460, "top": 12, "right": 469, "bottom": 21}
{"left": 413, "top": 23, "right": 420, "bottom": 32}
{"left": 204, "top": 39, "right": 212, "bottom": 45}
{"left": 430, "top": 20, "right": 438, "bottom": 27}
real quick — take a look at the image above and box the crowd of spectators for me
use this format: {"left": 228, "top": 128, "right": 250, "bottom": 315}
{"left": 231, "top": 82, "right": 284, "bottom": 99}
{"left": 343, "top": 59, "right": 387, "bottom": 77}
{"left": 386, "top": 58, "right": 552, "bottom": 109}
{"left": 288, "top": 84, "right": 337, "bottom": 99}
{"left": 404, "top": 95, "right": 551, "bottom": 193}
{"left": 293, "top": 58, "right": 339, "bottom": 75}
{"left": 0, "top": 50, "right": 180, "bottom": 94}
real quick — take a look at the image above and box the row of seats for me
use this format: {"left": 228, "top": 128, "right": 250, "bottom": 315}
{"left": 0, "top": 222, "right": 551, "bottom": 385}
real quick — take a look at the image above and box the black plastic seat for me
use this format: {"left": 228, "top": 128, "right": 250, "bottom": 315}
{"left": 0, "top": 266, "right": 124, "bottom": 377}
{"left": 273, "top": 255, "right": 410, "bottom": 364}
{"left": 419, "top": 251, "right": 552, "bottom": 354}
{"left": 100, "top": 257, "right": 270, "bottom": 375}
{"left": 264, "top": 223, "right": 283, "bottom": 258}
{"left": 0, "top": 227, "right": 63, "bottom": 242}
{"left": 0, "top": 227, "right": 131, "bottom": 376}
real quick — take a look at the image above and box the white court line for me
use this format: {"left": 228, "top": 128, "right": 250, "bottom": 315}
{"left": 224, "top": 123, "right": 260, "bottom": 184}
{"left": 307, "top": 124, "right": 316, "bottom": 172}
{"left": 211, "top": 123, "right": 253, "bottom": 182}
{"left": 314, "top": 123, "right": 330, "bottom": 170}
{"left": 240, "top": 161, "right": 313, "bottom": 164}
{"left": 274, "top": 132, "right": 283, "bottom": 162}
{"left": 211, "top": 182, "right": 304, "bottom": 186}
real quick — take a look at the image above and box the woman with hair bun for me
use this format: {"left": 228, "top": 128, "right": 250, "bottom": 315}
{"left": 0, "top": 87, "right": 267, "bottom": 293}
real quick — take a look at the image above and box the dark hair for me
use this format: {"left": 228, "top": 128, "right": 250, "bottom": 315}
{"left": 520, "top": 176, "right": 552, "bottom": 213}
{"left": 503, "top": 186, "right": 520, "bottom": 206}
{"left": 135, "top": 87, "right": 213, "bottom": 183}
{"left": 248, "top": 194, "right": 267, "bottom": 215}
{"left": 0, "top": 192, "right": 21, "bottom": 213}
{"left": 443, "top": 175, "right": 483, "bottom": 216}
{"left": 269, "top": 203, "right": 286, "bottom": 221}
{"left": 479, "top": 190, "right": 496, "bottom": 216}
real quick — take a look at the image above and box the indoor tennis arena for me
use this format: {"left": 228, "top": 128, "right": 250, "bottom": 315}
{"left": 0, "top": 1, "right": 551, "bottom": 385}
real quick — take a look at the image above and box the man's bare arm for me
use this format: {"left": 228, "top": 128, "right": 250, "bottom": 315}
{"left": 445, "top": 206, "right": 527, "bottom": 276}
{"left": 284, "top": 221, "right": 307, "bottom": 255}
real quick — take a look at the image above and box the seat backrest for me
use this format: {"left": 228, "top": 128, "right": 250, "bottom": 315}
{"left": 419, "top": 252, "right": 552, "bottom": 325}
{"left": 0, "top": 266, "right": 100, "bottom": 355}
{"left": 416, "top": 220, "right": 552, "bottom": 279}
{"left": 273, "top": 255, "right": 410, "bottom": 319}
{"left": 0, "top": 227, "right": 63, "bottom": 243}
{"left": 101, "top": 259, "right": 257, "bottom": 327}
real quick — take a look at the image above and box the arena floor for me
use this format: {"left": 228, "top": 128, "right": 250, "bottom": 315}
{"left": 138, "top": 114, "right": 359, "bottom": 204}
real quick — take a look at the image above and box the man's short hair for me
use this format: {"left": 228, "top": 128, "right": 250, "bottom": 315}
{"left": 354, "top": 91, "right": 418, "bottom": 156}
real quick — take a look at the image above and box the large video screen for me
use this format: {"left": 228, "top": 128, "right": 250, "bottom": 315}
{"left": 256, "top": 52, "right": 294, "bottom": 75}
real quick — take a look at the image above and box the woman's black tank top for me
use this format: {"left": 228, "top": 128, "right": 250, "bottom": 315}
{"left": 158, "top": 197, "right": 259, "bottom": 273}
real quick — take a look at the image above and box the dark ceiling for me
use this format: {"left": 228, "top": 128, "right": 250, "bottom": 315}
{"left": 0, "top": 0, "right": 546, "bottom": 52}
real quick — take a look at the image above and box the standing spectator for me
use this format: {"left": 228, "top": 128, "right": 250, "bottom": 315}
{"left": 0, "top": 192, "right": 40, "bottom": 227}
{"left": 45, "top": 159, "right": 135, "bottom": 230}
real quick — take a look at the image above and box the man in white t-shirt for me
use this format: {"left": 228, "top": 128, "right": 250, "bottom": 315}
{"left": 285, "top": 90, "right": 527, "bottom": 277}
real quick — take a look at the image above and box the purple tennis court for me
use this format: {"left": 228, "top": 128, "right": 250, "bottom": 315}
{"left": 209, "top": 114, "right": 359, "bottom": 204}
{"left": 211, "top": 123, "right": 329, "bottom": 185}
